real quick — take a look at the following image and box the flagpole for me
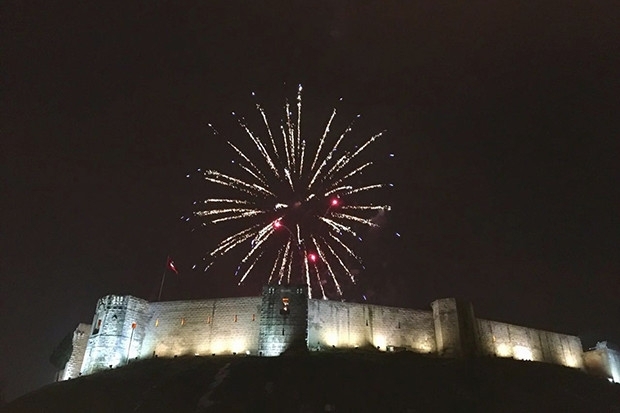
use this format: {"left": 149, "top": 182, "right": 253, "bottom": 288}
{"left": 157, "top": 270, "right": 167, "bottom": 301}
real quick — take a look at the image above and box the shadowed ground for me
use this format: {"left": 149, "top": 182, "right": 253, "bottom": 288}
{"left": 4, "top": 351, "right": 620, "bottom": 412}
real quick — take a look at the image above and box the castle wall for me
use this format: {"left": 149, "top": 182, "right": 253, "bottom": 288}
{"left": 307, "top": 299, "right": 436, "bottom": 353}
{"left": 61, "top": 323, "right": 91, "bottom": 380}
{"left": 477, "top": 318, "right": 583, "bottom": 368}
{"left": 80, "top": 295, "right": 150, "bottom": 374}
{"left": 583, "top": 347, "right": 620, "bottom": 383}
{"left": 75, "top": 289, "right": 594, "bottom": 379}
{"left": 141, "top": 297, "right": 261, "bottom": 357}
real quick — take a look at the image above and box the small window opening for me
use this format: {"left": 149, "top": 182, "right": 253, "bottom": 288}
{"left": 93, "top": 319, "right": 102, "bottom": 335}
{"left": 252, "top": 313, "right": 256, "bottom": 321}
{"left": 280, "top": 297, "right": 290, "bottom": 315}
{"left": 234, "top": 314, "right": 238, "bottom": 322}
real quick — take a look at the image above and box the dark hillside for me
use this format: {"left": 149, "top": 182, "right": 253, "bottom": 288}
{"left": 4, "top": 352, "right": 620, "bottom": 413}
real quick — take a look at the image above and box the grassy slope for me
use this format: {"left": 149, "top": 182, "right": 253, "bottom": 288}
{"left": 4, "top": 351, "right": 620, "bottom": 413}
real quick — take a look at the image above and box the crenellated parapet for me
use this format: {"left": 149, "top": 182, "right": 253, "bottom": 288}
{"left": 80, "top": 295, "right": 150, "bottom": 374}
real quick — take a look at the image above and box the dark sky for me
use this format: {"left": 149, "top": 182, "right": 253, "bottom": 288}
{"left": 2, "top": 0, "right": 619, "bottom": 401}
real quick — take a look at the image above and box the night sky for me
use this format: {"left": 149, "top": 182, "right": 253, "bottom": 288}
{"left": 2, "top": 1, "right": 619, "bottom": 401}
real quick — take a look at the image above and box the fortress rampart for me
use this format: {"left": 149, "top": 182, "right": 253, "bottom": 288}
{"left": 62, "top": 286, "right": 619, "bottom": 384}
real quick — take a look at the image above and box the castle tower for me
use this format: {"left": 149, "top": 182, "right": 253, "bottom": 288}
{"left": 431, "top": 298, "right": 480, "bottom": 358}
{"left": 61, "top": 323, "right": 91, "bottom": 380}
{"left": 258, "top": 285, "right": 308, "bottom": 356}
{"left": 81, "top": 295, "right": 150, "bottom": 374}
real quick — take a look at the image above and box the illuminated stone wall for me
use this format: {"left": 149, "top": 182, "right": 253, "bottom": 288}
{"left": 81, "top": 295, "right": 150, "bottom": 374}
{"left": 307, "top": 299, "right": 436, "bottom": 353}
{"left": 258, "top": 286, "right": 308, "bottom": 356}
{"left": 141, "top": 297, "right": 261, "bottom": 357}
{"left": 431, "top": 298, "right": 480, "bottom": 358}
{"left": 74, "top": 289, "right": 602, "bottom": 379}
{"left": 477, "top": 319, "right": 583, "bottom": 368}
{"left": 583, "top": 346, "right": 620, "bottom": 383}
{"left": 61, "top": 323, "right": 91, "bottom": 380}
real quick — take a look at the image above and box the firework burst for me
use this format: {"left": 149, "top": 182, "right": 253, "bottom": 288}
{"left": 194, "top": 85, "right": 391, "bottom": 299}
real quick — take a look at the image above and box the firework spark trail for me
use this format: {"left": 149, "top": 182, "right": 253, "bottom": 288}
{"left": 331, "top": 212, "right": 380, "bottom": 228}
{"left": 256, "top": 104, "right": 280, "bottom": 164}
{"left": 311, "top": 258, "right": 327, "bottom": 300}
{"left": 307, "top": 119, "right": 357, "bottom": 190}
{"left": 284, "top": 101, "right": 296, "bottom": 175}
{"left": 301, "top": 243, "right": 311, "bottom": 292}
{"left": 210, "top": 225, "right": 261, "bottom": 257}
{"left": 325, "top": 185, "right": 352, "bottom": 197}
{"left": 318, "top": 216, "right": 358, "bottom": 237}
{"left": 310, "top": 108, "right": 337, "bottom": 173}
{"left": 268, "top": 248, "right": 284, "bottom": 284}
{"left": 236, "top": 224, "right": 274, "bottom": 275}
{"left": 296, "top": 85, "right": 303, "bottom": 177}
{"left": 211, "top": 210, "right": 265, "bottom": 224}
{"left": 311, "top": 235, "right": 343, "bottom": 296}
{"left": 323, "top": 132, "right": 385, "bottom": 184}
{"left": 195, "top": 208, "right": 262, "bottom": 217}
{"left": 227, "top": 142, "right": 269, "bottom": 185}
{"left": 339, "top": 183, "right": 385, "bottom": 197}
{"left": 201, "top": 199, "right": 252, "bottom": 205}
{"left": 329, "top": 162, "right": 373, "bottom": 189}
{"left": 194, "top": 87, "right": 391, "bottom": 298}
{"left": 285, "top": 246, "right": 293, "bottom": 284}
{"left": 203, "top": 170, "right": 275, "bottom": 197}
{"left": 341, "top": 205, "right": 392, "bottom": 211}
{"left": 327, "top": 231, "right": 363, "bottom": 264}
{"left": 322, "top": 237, "right": 356, "bottom": 284}
{"left": 237, "top": 251, "right": 263, "bottom": 285}
{"left": 278, "top": 239, "right": 292, "bottom": 284}
{"left": 237, "top": 120, "right": 280, "bottom": 180}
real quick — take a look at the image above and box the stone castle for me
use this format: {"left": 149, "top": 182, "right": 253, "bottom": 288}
{"left": 62, "top": 285, "right": 620, "bottom": 384}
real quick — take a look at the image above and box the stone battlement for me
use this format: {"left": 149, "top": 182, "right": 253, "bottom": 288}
{"left": 62, "top": 286, "right": 619, "bottom": 384}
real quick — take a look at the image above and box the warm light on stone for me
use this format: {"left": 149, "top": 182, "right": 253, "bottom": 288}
{"left": 63, "top": 287, "right": 617, "bottom": 383}
{"left": 513, "top": 345, "right": 533, "bottom": 361}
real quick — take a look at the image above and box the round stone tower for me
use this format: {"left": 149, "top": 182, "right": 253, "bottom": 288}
{"left": 81, "top": 295, "right": 149, "bottom": 374}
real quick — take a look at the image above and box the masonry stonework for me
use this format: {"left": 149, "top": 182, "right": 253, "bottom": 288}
{"left": 66, "top": 287, "right": 619, "bottom": 384}
{"left": 583, "top": 344, "right": 620, "bottom": 383}
{"left": 477, "top": 319, "right": 584, "bottom": 367}
{"left": 307, "top": 299, "right": 435, "bottom": 353}
{"left": 81, "top": 295, "right": 150, "bottom": 374}
{"left": 142, "top": 297, "right": 261, "bottom": 358}
{"left": 61, "top": 323, "right": 91, "bottom": 380}
{"left": 258, "top": 286, "right": 308, "bottom": 356}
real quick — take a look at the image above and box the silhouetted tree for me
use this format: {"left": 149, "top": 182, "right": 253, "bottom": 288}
{"left": 49, "top": 332, "right": 73, "bottom": 381}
